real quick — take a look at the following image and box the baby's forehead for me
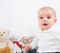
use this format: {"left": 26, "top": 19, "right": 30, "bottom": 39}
{"left": 38, "top": 7, "right": 56, "bottom": 16}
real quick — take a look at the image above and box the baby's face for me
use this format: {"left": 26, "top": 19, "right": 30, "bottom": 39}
{"left": 38, "top": 7, "right": 57, "bottom": 31}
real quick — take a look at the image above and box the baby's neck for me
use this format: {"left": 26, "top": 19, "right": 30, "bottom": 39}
{"left": 42, "top": 29, "right": 49, "bottom": 31}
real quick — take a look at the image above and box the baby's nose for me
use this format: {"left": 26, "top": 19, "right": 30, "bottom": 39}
{"left": 43, "top": 17, "right": 48, "bottom": 21}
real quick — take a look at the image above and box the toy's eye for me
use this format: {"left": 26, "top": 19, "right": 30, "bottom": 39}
{"left": 3, "top": 32, "right": 5, "bottom": 34}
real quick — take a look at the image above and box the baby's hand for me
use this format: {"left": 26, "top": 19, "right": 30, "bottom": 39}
{"left": 24, "top": 44, "right": 31, "bottom": 51}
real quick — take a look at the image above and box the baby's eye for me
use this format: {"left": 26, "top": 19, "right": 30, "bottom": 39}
{"left": 39, "top": 17, "right": 43, "bottom": 19}
{"left": 47, "top": 16, "right": 51, "bottom": 19}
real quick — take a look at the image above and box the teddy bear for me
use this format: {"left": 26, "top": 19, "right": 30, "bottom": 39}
{"left": 10, "top": 35, "right": 23, "bottom": 53}
{"left": 22, "top": 36, "right": 34, "bottom": 45}
{"left": 0, "top": 28, "right": 15, "bottom": 53}
{"left": 21, "top": 36, "right": 35, "bottom": 53}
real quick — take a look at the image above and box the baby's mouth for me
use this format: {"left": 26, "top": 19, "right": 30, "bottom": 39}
{"left": 43, "top": 23, "right": 48, "bottom": 26}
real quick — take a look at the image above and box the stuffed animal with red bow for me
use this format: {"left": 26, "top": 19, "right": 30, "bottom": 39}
{"left": 12, "top": 38, "right": 23, "bottom": 53}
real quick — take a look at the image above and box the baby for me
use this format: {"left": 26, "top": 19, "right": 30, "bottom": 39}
{"left": 24, "top": 7, "right": 60, "bottom": 53}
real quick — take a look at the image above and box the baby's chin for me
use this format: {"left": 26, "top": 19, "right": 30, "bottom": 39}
{"left": 42, "top": 27, "right": 50, "bottom": 31}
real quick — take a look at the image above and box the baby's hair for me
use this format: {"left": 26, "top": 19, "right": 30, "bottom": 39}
{"left": 40, "top": 7, "right": 55, "bottom": 10}
{"left": 38, "top": 7, "right": 56, "bottom": 16}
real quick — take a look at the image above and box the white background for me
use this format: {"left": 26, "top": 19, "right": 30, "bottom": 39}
{"left": 0, "top": 0, "right": 60, "bottom": 37}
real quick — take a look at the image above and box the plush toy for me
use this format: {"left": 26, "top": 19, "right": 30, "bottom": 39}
{"left": 21, "top": 36, "right": 35, "bottom": 53}
{"left": 22, "top": 36, "right": 34, "bottom": 45}
{"left": 0, "top": 46, "right": 11, "bottom": 53}
{"left": 10, "top": 36, "right": 23, "bottom": 53}
{"left": 0, "top": 28, "right": 15, "bottom": 53}
{"left": 10, "top": 34, "right": 35, "bottom": 53}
